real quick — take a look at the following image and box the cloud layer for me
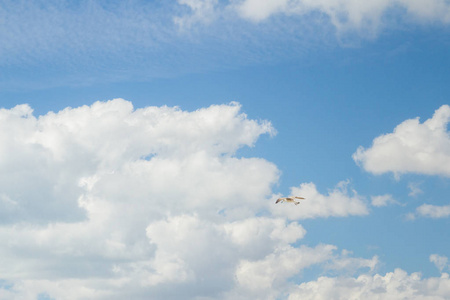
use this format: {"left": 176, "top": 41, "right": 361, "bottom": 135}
{"left": 231, "top": 0, "right": 450, "bottom": 28}
{"left": 0, "top": 99, "right": 381, "bottom": 299}
{"left": 0, "top": 99, "right": 278, "bottom": 298}
{"left": 3, "top": 0, "right": 450, "bottom": 87}
{"left": 1, "top": 99, "right": 448, "bottom": 299}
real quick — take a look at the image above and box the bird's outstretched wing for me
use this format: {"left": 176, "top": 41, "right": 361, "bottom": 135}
{"left": 275, "top": 196, "right": 305, "bottom": 204}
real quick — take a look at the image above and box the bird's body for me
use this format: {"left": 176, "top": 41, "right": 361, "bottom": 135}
{"left": 275, "top": 196, "right": 305, "bottom": 205}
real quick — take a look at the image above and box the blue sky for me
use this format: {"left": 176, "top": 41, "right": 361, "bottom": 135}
{"left": 1, "top": 1, "right": 450, "bottom": 299}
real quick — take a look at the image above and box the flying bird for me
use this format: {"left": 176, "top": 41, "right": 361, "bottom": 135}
{"left": 275, "top": 196, "right": 305, "bottom": 205}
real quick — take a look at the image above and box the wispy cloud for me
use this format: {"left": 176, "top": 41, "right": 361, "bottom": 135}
{"left": 430, "top": 254, "right": 449, "bottom": 273}
{"left": 0, "top": 1, "right": 174, "bottom": 64}
{"left": 408, "top": 182, "right": 423, "bottom": 197}
{"left": 325, "top": 250, "right": 379, "bottom": 275}
{"left": 371, "top": 194, "right": 401, "bottom": 207}
{"left": 2, "top": 1, "right": 450, "bottom": 87}
{"left": 174, "top": 0, "right": 219, "bottom": 29}
{"left": 0, "top": 1, "right": 317, "bottom": 85}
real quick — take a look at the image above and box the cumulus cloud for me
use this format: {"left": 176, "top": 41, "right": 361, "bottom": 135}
{"left": 223, "top": 217, "right": 307, "bottom": 258}
{"left": 0, "top": 99, "right": 282, "bottom": 298}
{"left": 289, "top": 269, "right": 450, "bottom": 300}
{"left": 0, "top": 100, "right": 275, "bottom": 223}
{"left": 0, "top": 99, "right": 378, "bottom": 299}
{"left": 353, "top": 105, "right": 450, "bottom": 177}
{"left": 271, "top": 180, "right": 369, "bottom": 220}
{"left": 232, "top": 244, "right": 337, "bottom": 299}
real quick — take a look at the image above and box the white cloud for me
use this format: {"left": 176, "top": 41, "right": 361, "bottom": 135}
{"left": 0, "top": 99, "right": 285, "bottom": 299}
{"left": 223, "top": 217, "right": 307, "bottom": 258}
{"left": 3, "top": 279, "right": 114, "bottom": 300}
{"left": 353, "top": 105, "right": 450, "bottom": 177}
{"left": 231, "top": 0, "right": 450, "bottom": 31}
{"left": 430, "top": 254, "right": 449, "bottom": 272}
{"left": 289, "top": 269, "right": 450, "bottom": 300}
{"left": 4, "top": 99, "right": 437, "bottom": 299}
{"left": 227, "top": 245, "right": 380, "bottom": 299}
{"left": 271, "top": 180, "right": 369, "bottom": 220}
{"left": 371, "top": 194, "right": 400, "bottom": 207}
{"left": 397, "top": 0, "right": 450, "bottom": 23}
{"left": 408, "top": 181, "right": 424, "bottom": 197}
{"left": 0, "top": 99, "right": 274, "bottom": 225}
{"left": 233, "top": 244, "right": 336, "bottom": 298}
{"left": 233, "top": 0, "right": 290, "bottom": 22}
{"left": 430, "top": 254, "right": 449, "bottom": 273}
{"left": 406, "top": 203, "right": 450, "bottom": 220}
{"left": 144, "top": 215, "right": 309, "bottom": 292}
{"left": 174, "top": 0, "right": 218, "bottom": 29}
{"left": 416, "top": 204, "right": 450, "bottom": 219}
{"left": 326, "top": 250, "right": 379, "bottom": 274}
{"left": 232, "top": 0, "right": 392, "bottom": 35}
{"left": 0, "top": 99, "right": 376, "bottom": 299}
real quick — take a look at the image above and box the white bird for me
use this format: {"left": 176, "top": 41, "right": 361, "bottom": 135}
{"left": 275, "top": 196, "right": 305, "bottom": 205}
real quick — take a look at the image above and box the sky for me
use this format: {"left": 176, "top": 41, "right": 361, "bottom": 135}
{"left": 1, "top": 0, "right": 450, "bottom": 299}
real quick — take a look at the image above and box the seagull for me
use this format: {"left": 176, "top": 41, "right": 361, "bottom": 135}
{"left": 275, "top": 196, "right": 305, "bottom": 205}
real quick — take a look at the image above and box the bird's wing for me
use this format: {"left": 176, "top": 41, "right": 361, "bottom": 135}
{"left": 275, "top": 198, "right": 282, "bottom": 203}
{"left": 294, "top": 196, "right": 305, "bottom": 199}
